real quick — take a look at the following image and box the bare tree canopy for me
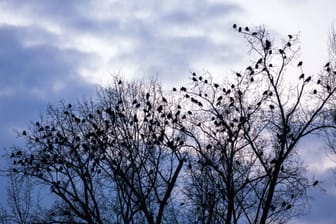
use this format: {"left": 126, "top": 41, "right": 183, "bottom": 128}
{"left": 4, "top": 25, "right": 336, "bottom": 224}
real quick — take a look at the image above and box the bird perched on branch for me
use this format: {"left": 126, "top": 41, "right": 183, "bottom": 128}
{"left": 265, "top": 40, "right": 271, "bottom": 51}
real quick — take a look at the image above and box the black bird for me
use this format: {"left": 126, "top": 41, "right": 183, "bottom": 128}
{"left": 180, "top": 87, "right": 187, "bottom": 91}
{"left": 214, "top": 83, "right": 219, "bottom": 88}
{"left": 236, "top": 72, "right": 241, "bottom": 77}
{"left": 304, "top": 76, "right": 311, "bottom": 83}
{"left": 173, "top": 87, "right": 177, "bottom": 91}
{"left": 297, "top": 61, "right": 303, "bottom": 67}
{"left": 252, "top": 32, "right": 257, "bottom": 36}
{"left": 22, "top": 130, "right": 27, "bottom": 136}
{"left": 192, "top": 72, "right": 197, "bottom": 76}
{"left": 250, "top": 77, "right": 254, "bottom": 82}
{"left": 269, "top": 105, "right": 275, "bottom": 110}
{"left": 324, "top": 62, "right": 330, "bottom": 67}
{"left": 317, "top": 79, "right": 321, "bottom": 85}
{"left": 162, "top": 97, "right": 167, "bottom": 103}
{"left": 238, "top": 27, "right": 242, "bottom": 32}
{"left": 288, "top": 34, "right": 293, "bottom": 39}
{"left": 265, "top": 40, "right": 271, "bottom": 50}
{"left": 279, "top": 49, "right": 284, "bottom": 54}
{"left": 245, "top": 26, "right": 249, "bottom": 31}
{"left": 118, "top": 80, "right": 122, "bottom": 85}
{"left": 157, "top": 105, "right": 163, "bottom": 112}
{"left": 313, "top": 180, "right": 319, "bottom": 186}
{"left": 286, "top": 42, "right": 291, "bottom": 47}
{"left": 192, "top": 77, "right": 197, "bottom": 82}
{"left": 233, "top": 24, "right": 237, "bottom": 29}
{"left": 299, "top": 73, "right": 304, "bottom": 79}
{"left": 313, "top": 89, "right": 317, "bottom": 94}
{"left": 281, "top": 201, "right": 286, "bottom": 207}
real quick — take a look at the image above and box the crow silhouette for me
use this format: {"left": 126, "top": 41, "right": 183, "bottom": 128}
{"left": 180, "top": 87, "right": 187, "bottom": 91}
{"left": 304, "top": 76, "right": 311, "bottom": 83}
{"left": 265, "top": 40, "right": 271, "bottom": 50}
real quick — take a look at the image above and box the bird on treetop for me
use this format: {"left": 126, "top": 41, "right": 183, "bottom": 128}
{"left": 297, "top": 61, "right": 303, "bottom": 67}
{"left": 304, "top": 76, "right": 311, "bottom": 83}
{"left": 265, "top": 40, "right": 271, "bottom": 50}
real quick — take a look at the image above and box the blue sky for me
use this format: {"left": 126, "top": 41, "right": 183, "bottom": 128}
{"left": 0, "top": 1, "right": 336, "bottom": 223}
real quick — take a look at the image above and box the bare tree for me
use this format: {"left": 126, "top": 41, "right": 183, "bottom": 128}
{"left": 7, "top": 25, "right": 336, "bottom": 224}
{"left": 9, "top": 78, "right": 186, "bottom": 224}
{"left": 6, "top": 174, "right": 32, "bottom": 224}
{"left": 322, "top": 24, "right": 336, "bottom": 163}
{"left": 176, "top": 25, "right": 336, "bottom": 224}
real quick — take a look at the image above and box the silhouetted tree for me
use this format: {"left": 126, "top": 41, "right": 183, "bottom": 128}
{"left": 8, "top": 78, "right": 186, "bottom": 224}
{"left": 176, "top": 25, "right": 336, "bottom": 224}
{"left": 7, "top": 25, "right": 336, "bottom": 224}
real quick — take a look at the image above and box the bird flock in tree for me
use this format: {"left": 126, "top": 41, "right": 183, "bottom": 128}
{"left": 5, "top": 24, "right": 336, "bottom": 224}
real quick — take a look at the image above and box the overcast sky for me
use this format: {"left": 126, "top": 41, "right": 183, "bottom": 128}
{"left": 1, "top": 1, "right": 336, "bottom": 223}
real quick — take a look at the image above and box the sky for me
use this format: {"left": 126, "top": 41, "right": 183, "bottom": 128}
{"left": 0, "top": 0, "right": 336, "bottom": 223}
